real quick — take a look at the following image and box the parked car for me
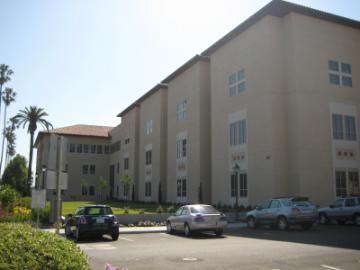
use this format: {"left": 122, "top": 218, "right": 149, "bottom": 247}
{"left": 246, "top": 197, "right": 318, "bottom": 230}
{"left": 166, "top": 204, "right": 227, "bottom": 236}
{"left": 318, "top": 197, "right": 360, "bottom": 225}
{"left": 65, "top": 205, "right": 119, "bottom": 241}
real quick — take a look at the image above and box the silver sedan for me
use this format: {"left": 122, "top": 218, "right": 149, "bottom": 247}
{"left": 166, "top": 204, "right": 227, "bottom": 236}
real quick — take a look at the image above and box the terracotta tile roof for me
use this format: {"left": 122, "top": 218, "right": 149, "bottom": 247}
{"left": 46, "top": 124, "right": 113, "bottom": 138}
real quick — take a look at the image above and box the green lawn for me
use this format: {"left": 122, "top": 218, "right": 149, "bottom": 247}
{"left": 62, "top": 201, "right": 175, "bottom": 215}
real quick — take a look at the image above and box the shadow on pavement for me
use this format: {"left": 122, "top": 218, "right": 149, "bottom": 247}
{"left": 226, "top": 224, "right": 360, "bottom": 250}
{"left": 169, "top": 231, "right": 227, "bottom": 240}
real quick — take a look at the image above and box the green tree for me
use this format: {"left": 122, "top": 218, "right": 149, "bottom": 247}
{"left": 98, "top": 176, "right": 108, "bottom": 201}
{"left": 1, "top": 154, "right": 28, "bottom": 196}
{"left": 121, "top": 174, "right": 133, "bottom": 201}
{"left": 0, "top": 184, "right": 19, "bottom": 212}
{"left": 13, "top": 106, "right": 53, "bottom": 193}
{"left": 81, "top": 178, "right": 89, "bottom": 196}
{"left": 0, "top": 88, "right": 16, "bottom": 173}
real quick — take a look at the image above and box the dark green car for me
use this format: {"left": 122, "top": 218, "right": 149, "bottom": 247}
{"left": 65, "top": 205, "right": 119, "bottom": 241}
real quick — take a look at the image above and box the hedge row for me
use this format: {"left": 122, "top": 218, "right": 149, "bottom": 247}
{"left": 0, "top": 223, "right": 90, "bottom": 270}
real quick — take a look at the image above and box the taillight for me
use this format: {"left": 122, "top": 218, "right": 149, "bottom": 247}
{"left": 79, "top": 216, "right": 87, "bottom": 224}
{"left": 194, "top": 216, "right": 205, "bottom": 222}
{"left": 291, "top": 208, "right": 300, "bottom": 215}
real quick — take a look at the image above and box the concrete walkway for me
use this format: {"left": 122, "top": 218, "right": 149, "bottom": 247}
{"left": 42, "top": 222, "right": 247, "bottom": 235}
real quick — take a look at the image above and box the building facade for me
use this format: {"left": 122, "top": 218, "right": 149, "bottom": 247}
{"left": 35, "top": 0, "right": 360, "bottom": 207}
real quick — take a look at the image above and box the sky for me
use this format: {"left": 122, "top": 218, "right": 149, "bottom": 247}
{"left": 0, "top": 0, "right": 359, "bottom": 175}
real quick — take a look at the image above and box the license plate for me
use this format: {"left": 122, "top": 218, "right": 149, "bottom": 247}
{"left": 96, "top": 217, "right": 105, "bottom": 223}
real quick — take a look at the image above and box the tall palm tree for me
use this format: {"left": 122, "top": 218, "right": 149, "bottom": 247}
{"left": 0, "top": 88, "right": 16, "bottom": 173}
{"left": 14, "top": 106, "right": 53, "bottom": 191}
{"left": 4, "top": 117, "right": 18, "bottom": 165}
{"left": 0, "top": 65, "right": 13, "bottom": 128}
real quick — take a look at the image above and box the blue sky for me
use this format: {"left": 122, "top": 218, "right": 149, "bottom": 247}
{"left": 0, "top": 0, "right": 359, "bottom": 174}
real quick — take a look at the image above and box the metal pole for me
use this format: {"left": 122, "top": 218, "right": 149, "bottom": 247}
{"left": 55, "top": 136, "right": 61, "bottom": 234}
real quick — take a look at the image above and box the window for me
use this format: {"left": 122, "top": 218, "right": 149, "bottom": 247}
{"left": 145, "top": 182, "right": 151, "bottom": 197}
{"left": 69, "top": 143, "right": 75, "bottom": 153}
{"left": 345, "top": 198, "right": 356, "bottom": 207}
{"left": 230, "top": 119, "right": 246, "bottom": 146}
{"left": 82, "top": 165, "right": 89, "bottom": 175}
{"left": 110, "top": 141, "right": 121, "bottom": 153}
{"left": 123, "top": 186, "right": 129, "bottom": 197}
{"left": 89, "top": 186, "right": 95, "bottom": 196}
{"left": 104, "top": 145, "right": 110, "bottom": 154}
{"left": 176, "top": 179, "right": 187, "bottom": 198}
{"left": 345, "top": 116, "right": 356, "bottom": 141}
{"left": 76, "top": 144, "right": 82, "bottom": 153}
{"left": 145, "top": 150, "right": 152, "bottom": 165}
{"left": 125, "top": 138, "right": 130, "bottom": 144}
{"left": 97, "top": 145, "right": 103, "bottom": 154}
{"left": 239, "top": 173, "right": 247, "bottom": 197}
{"left": 116, "top": 163, "right": 120, "bottom": 174}
{"left": 230, "top": 173, "right": 237, "bottom": 197}
{"left": 270, "top": 200, "right": 280, "bottom": 208}
{"left": 89, "top": 165, "right": 96, "bottom": 175}
{"left": 83, "top": 144, "right": 89, "bottom": 153}
{"left": 146, "top": 120, "right": 153, "bottom": 135}
{"left": 91, "top": 145, "right": 96, "bottom": 154}
{"left": 332, "top": 114, "right": 357, "bottom": 141}
{"left": 328, "top": 60, "right": 352, "bottom": 87}
{"left": 336, "top": 171, "right": 347, "bottom": 197}
{"left": 177, "top": 100, "right": 187, "bottom": 120}
{"left": 349, "top": 171, "right": 359, "bottom": 196}
{"left": 229, "top": 69, "right": 246, "bottom": 96}
{"left": 116, "top": 186, "right": 119, "bottom": 197}
{"left": 82, "top": 185, "right": 87, "bottom": 195}
{"left": 124, "top": 158, "right": 129, "bottom": 170}
{"left": 176, "top": 139, "right": 187, "bottom": 159}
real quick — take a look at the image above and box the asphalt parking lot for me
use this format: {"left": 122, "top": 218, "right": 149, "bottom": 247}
{"left": 77, "top": 224, "right": 360, "bottom": 270}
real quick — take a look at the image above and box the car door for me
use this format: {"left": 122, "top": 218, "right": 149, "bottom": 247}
{"left": 343, "top": 198, "right": 356, "bottom": 218}
{"left": 172, "top": 207, "right": 183, "bottom": 230}
{"left": 178, "top": 207, "right": 190, "bottom": 231}
{"left": 255, "top": 200, "right": 271, "bottom": 225}
{"left": 329, "top": 199, "right": 344, "bottom": 219}
{"left": 267, "top": 200, "right": 281, "bottom": 225}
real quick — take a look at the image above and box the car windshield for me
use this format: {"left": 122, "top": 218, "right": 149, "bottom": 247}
{"left": 190, "top": 205, "right": 220, "bottom": 214}
{"left": 280, "top": 198, "right": 312, "bottom": 207}
{"left": 85, "top": 207, "right": 113, "bottom": 215}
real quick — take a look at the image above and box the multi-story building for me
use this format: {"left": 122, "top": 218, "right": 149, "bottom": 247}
{"left": 35, "top": 0, "right": 360, "bottom": 206}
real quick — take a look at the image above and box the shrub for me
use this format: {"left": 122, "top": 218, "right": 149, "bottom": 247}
{"left": 31, "top": 203, "right": 50, "bottom": 224}
{"left": 0, "top": 223, "right": 90, "bottom": 270}
{"left": 123, "top": 206, "right": 130, "bottom": 214}
{"left": 166, "top": 205, "right": 175, "bottom": 213}
{"left": 138, "top": 209, "right": 145, "bottom": 214}
{"left": 0, "top": 185, "right": 19, "bottom": 212}
{"left": 156, "top": 205, "right": 164, "bottom": 214}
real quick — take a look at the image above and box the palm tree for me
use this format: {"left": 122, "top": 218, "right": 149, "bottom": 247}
{"left": 14, "top": 106, "right": 53, "bottom": 191}
{"left": 4, "top": 117, "right": 18, "bottom": 164}
{"left": 0, "top": 88, "right": 16, "bottom": 172}
{"left": 0, "top": 65, "right": 13, "bottom": 127}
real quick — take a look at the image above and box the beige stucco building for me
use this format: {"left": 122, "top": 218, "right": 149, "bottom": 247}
{"left": 35, "top": 0, "right": 360, "bottom": 207}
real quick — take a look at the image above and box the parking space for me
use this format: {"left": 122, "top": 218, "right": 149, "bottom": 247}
{"left": 78, "top": 225, "right": 360, "bottom": 270}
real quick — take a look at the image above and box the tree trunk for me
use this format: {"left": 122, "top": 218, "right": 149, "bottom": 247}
{"left": 0, "top": 105, "right": 7, "bottom": 173}
{"left": 27, "top": 131, "right": 34, "bottom": 196}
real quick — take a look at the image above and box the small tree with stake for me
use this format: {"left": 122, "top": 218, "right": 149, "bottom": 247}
{"left": 98, "top": 176, "right": 108, "bottom": 201}
{"left": 121, "top": 174, "right": 133, "bottom": 201}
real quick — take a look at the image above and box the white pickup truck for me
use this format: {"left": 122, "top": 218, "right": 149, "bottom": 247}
{"left": 318, "top": 197, "right": 360, "bottom": 225}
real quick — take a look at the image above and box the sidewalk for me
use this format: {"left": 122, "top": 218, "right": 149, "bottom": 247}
{"left": 42, "top": 222, "right": 247, "bottom": 235}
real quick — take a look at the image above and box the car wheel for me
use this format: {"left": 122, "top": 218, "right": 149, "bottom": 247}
{"left": 214, "top": 229, "right": 223, "bottom": 236}
{"left": 277, "top": 216, "right": 288, "bottom": 231}
{"left": 301, "top": 223, "right": 313, "bottom": 230}
{"left": 184, "top": 223, "right": 191, "bottom": 237}
{"left": 65, "top": 224, "right": 72, "bottom": 237}
{"left": 247, "top": 216, "right": 257, "bottom": 229}
{"left": 353, "top": 214, "right": 360, "bottom": 226}
{"left": 319, "top": 213, "right": 329, "bottom": 225}
{"left": 166, "top": 222, "right": 173, "bottom": 234}
{"left": 111, "top": 232, "right": 119, "bottom": 241}
{"left": 74, "top": 228, "right": 81, "bottom": 242}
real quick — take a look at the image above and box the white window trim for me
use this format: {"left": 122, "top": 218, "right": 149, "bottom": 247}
{"left": 328, "top": 60, "right": 352, "bottom": 87}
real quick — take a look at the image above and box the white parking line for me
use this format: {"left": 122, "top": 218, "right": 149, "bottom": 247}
{"left": 321, "top": 264, "right": 342, "bottom": 270}
{"left": 77, "top": 243, "right": 117, "bottom": 250}
{"left": 119, "top": 236, "right": 134, "bottom": 242}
